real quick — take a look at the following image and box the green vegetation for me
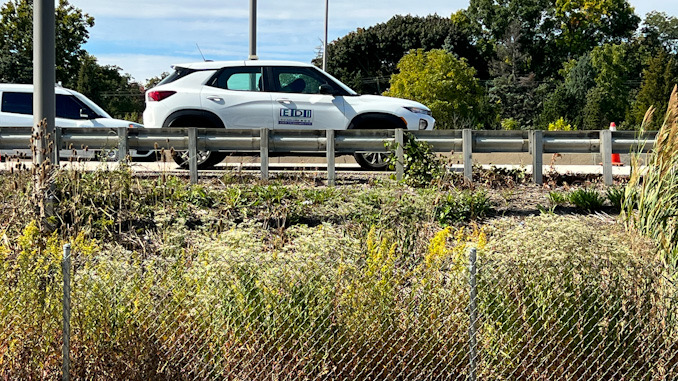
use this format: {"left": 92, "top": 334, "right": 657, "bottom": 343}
{"left": 383, "top": 49, "right": 489, "bottom": 129}
{"left": 385, "top": 132, "right": 447, "bottom": 187}
{"left": 625, "top": 87, "right": 678, "bottom": 267}
{"left": 0, "top": 165, "right": 673, "bottom": 378}
{"left": 324, "top": 5, "right": 678, "bottom": 130}
{"left": 568, "top": 188, "right": 607, "bottom": 212}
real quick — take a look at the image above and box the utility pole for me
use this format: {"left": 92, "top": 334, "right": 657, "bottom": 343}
{"left": 249, "top": 0, "right": 258, "bottom": 60}
{"left": 323, "top": 0, "right": 329, "bottom": 71}
{"left": 34, "top": 0, "right": 55, "bottom": 165}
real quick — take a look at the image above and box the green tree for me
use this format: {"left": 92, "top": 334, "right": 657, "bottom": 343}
{"left": 539, "top": 54, "right": 596, "bottom": 129}
{"left": 0, "top": 0, "right": 94, "bottom": 85}
{"left": 586, "top": 42, "right": 641, "bottom": 129}
{"left": 467, "top": 0, "right": 557, "bottom": 78}
{"left": 145, "top": 72, "right": 169, "bottom": 89}
{"left": 554, "top": 0, "right": 640, "bottom": 57}
{"left": 641, "top": 11, "right": 678, "bottom": 53}
{"left": 384, "top": 49, "right": 488, "bottom": 129}
{"left": 489, "top": 74, "right": 548, "bottom": 129}
{"left": 466, "top": 0, "right": 639, "bottom": 78}
{"left": 75, "top": 55, "right": 144, "bottom": 120}
{"left": 319, "top": 15, "right": 484, "bottom": 94}
{"left": 628, "top": 49, "right": 678, "bottom": 130}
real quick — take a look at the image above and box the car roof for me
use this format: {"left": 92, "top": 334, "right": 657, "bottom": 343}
{"left": 170, "top": 60, "right": 316, "bottom": 70}
{"left": 0, "top": 83, "right": 74, "bottom": 95}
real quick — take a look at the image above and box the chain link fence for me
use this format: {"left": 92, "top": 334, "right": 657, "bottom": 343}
{"left": 1, "top": 243, "right": 677, "bottom": 380}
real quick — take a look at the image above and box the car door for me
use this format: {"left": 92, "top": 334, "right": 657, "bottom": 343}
{"left": 200, "top": 66, "right": 273, "bottom": 129}
{"left": 269, "top": 66, "right": 347, "bottom": 130}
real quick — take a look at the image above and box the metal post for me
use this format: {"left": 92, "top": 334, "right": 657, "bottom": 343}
{"left": 188, "top": 128, "right": 198, "bottom": 184}
{"left": 462, "top": 129, "right": 473, "bottom": 182}
{"left": 326, "top": 129, "right": 335, "bottom": 186}
{"left": 62, "top": 244, "right": 71, "bottom": 381}
{"left": 260, "top": 128, "right": 269, "bottom": 180}
{"left": 323, "top": 0, "right": 329, "bottom": 71}
{"left": 53, "top": 127, "right": 61, "bottom": 165}
{"left": 395, "top": 128, "right": 404, "bottom": 181}
{"left": 117, "top": 127, "right": 128, "bottom": 164}
{"left": 249, "top": 0, "right": 258, "bottom": 60}
{"left": 600, "top": 129, "right": 613, "bottom": 186}
{"left": 530, "top": 130, "right": 543, "bottom": 185}
{"left": 468, "top": 247, "right": 478, "bottom": 381}
{"left": 33, "top": 0, "right": 55, "bottom": 165}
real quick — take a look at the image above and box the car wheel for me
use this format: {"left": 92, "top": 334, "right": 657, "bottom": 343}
{"left": 172, "top": 150, "right": 227, "bottom": 169}
{"left": 353, "top": 152, "right": 391, "bottom": 171}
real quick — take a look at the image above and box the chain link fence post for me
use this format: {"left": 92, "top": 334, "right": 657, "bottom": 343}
{"left": 62, "top": 243, "right": 71, "bottom": 381}
{"left": 468, "top": 247, "right": 478, "bottom": 381}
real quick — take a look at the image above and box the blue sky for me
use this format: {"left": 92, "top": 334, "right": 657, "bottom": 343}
{"left": 61, "top": 0, "right": 678, "bottom": 83}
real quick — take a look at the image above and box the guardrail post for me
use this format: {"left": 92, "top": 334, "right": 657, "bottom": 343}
{"left": 117, "top": 127, "right": 128, "bottom": 164}
{"left": 53, "top": 127, "right": 60, "bottom": 165}
{"left": 62, "top": 243, "right": 71, "bottom": 381}
{"left": 530, "top": 130, "right": 543, "bottom": 185}
{"left": 260, "top": 128, "right": 269, "bottom": 180}
{"left": 326, "top": 130, "right": 336, "bottom": 186}
{"left": 600, "top": 129, "right": 613, "bottom": 185}
{"left": 468, "top": 247, "right": 478, "bottom": 381}
{"left": 395, "top": 128, "right": 404, "bottom": 181}
{"left": 188, "top": 128, "right": 198, "bottom": 184}
{"left": 463, "top": 129, "right": 473, "bottom": 182}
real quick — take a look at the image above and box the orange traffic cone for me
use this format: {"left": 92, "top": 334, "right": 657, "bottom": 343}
{"left": 609, "top": 122, "right": 623, "bottom": 166}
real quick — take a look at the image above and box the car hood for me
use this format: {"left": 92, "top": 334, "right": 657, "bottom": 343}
{"left": 349, "top": 94, "right": 431, "bottom": 110}
{"left": 69, "top": 118, "right": 143, "bottom": 128}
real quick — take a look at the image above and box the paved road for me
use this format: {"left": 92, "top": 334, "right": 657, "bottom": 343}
{"left": 0, "top": 156, "right": 633, "bottom": 178}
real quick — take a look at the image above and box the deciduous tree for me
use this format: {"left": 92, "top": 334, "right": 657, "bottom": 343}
{"left": 0, "top": 0, "right": 94, "bottom": 85}
{"left": 384, "top": 49, "right": 488, "bottom": 129}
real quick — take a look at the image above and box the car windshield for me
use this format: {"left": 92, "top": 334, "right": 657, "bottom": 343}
{"left": 71, "top": 93, "right": 110, "bottom": 119}
{"left": 319, "top": 69, "right": 359, "bottom": 95}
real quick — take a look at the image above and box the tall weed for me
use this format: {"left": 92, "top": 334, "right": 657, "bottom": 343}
{"left": 624, "top": 85, "right": 678, "bottom": 267}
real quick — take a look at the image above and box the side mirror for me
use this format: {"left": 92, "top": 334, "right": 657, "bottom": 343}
{"left": 319, "top": 84, "right": 337, "bottom": 95}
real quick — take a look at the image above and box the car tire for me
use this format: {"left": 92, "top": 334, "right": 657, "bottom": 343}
{"left": 172, "top": 150, "right": 227, "bottom": 169}
{"left": 349, "top": 114, "right": 404, "bottom": 171}
{"left": 353, "top": 152, "right": 391, "bottom": 171}
{"left": 165, "top": 114, "right": 228, "bottom": 169}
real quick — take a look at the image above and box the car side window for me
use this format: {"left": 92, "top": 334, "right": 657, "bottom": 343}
{"left": 56, "top": 95, "right": 95, "bottom": 119}
{"left": 1, "top": 92, "right": 32, "bottom": 115}
{"left": 272, "top": 67, "right": 331, "bottom": 94}
{"left": 208, "top": 67, "right": 264, "bottom": 91}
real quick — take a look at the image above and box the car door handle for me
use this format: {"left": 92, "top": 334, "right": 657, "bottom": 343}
{"left": 207, "top": 96, "right": 223, "bottom": 102}
{"left": 277, "top": 99, "right": 292, "bottom": 105}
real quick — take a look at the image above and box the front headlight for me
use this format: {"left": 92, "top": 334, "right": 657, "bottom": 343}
{"left": 403, "top": 106, "right": 432, "bottom": 116}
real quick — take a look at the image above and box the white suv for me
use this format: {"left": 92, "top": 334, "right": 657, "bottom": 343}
{"left": 143, "top": 60, "right": 435, "bottom": 170}
{"left": 0, "top": 84, "right": 152, "bottom": 160}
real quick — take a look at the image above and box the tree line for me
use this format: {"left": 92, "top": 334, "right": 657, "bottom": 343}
{"left": 319, "top": 2, "right": 678, "bottom": 130}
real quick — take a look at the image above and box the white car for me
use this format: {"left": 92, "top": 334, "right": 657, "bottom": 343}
{"left": 0, "top": 84, "right": 153, "bottom": 160}
{"left": 143, "top": 60, "right": 435, "bottom": 170}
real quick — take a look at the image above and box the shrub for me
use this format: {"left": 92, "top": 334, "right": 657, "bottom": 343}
{"left": 501, "top": 118, "right": 520, "bottom": 130}
{"left": 481, "top": 215, "right": 673, "bottom": 378}
{"left": 606, "top": 186, "right": 625, "bottom": 210}
{"left": 568, "top": 188, "right": 605, "bottom": 211}
{"left": 385, "top": 133, "right": 445, "bottom": 187}
{"left": 548, "top": 117, "right": 574, "bottom": 131}
{"left": 435, "top": 190, "right": 493, "bottom": 225}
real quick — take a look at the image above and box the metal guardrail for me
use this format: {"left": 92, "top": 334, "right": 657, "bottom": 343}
{"left": 0, "top": 127, "right": 657, "bottom": 185}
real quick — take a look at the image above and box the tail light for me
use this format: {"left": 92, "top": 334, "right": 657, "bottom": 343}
{"left": 147, "top": 90, "right": 176, "bottom": 102}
